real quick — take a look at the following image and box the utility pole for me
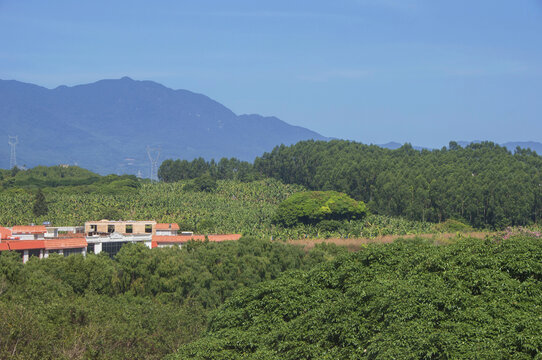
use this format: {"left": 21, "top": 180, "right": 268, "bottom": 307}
{"left": 8, "top": 136, "right": 18, "bottom": 169}
{"left": 146, "top": 146, "right": 161, "bottom": 181}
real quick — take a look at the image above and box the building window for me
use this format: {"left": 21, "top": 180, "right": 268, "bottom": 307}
{"left": 126, "top": 225, "right": 133, "bottom": 234}
{"left": 145, "top": 224, "right": 152, "bottom": 233}
{"left": 90, "top": 225, "right": 97, "bottom": 232}
{"left": 102, "top": 241, "right": 128, "bottom": 258}
{"left": 87, "top": 243, "right": 95, "bottom": 254}
{"left": 64, "top": 248, "right": 82, "bottom": 257}
{"left": 108, "top": 225, "right": 115, "bottom": 233}
{"left": 28, "top": 249, "right": 41, "bottom": 259}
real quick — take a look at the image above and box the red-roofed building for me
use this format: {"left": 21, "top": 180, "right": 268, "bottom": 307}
{"left": 1, "top": 220, "right": 244, "bottom": 262}
{"left": 6, "top": 240, "right": 45, "bottom": 251}
{"left": 12, "top": 225, "right": 47, "bottom": 240}
{"left": 151, "top": 234, "right": 242, "bottom": 248}
{"left": 0, "top": 226, "right": 13, "bottom": 240}
{"left": 43, "top": 238, "right": 87, "bottom": 258}
{"left": 155, "top": 223, "right": 180, "bottom": 236}
{"left": 0, "top": 228, "right": 89, "bottom": 262}
{"left": 5, "top": 240, "right": 45, "bottom": 262}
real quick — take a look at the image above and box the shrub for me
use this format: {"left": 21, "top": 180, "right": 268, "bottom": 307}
{"left": 433, "top": 218, "right": 473, "bottom": 233}
{"left": 273, "top": 191, "right": 367, "bottom": 227}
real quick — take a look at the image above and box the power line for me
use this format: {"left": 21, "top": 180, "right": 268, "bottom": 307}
{"left": 146, "top": 146, "right": 161, "bottom": 181}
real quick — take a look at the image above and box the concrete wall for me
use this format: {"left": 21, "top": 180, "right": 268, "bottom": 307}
{"left": 85, "top": 221, "right": 157, "bottom": 235}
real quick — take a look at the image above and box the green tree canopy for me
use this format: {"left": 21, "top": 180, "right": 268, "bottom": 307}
{"left": 173, "top": 235, "right": 542, "bottom": 360}
{"left": 32, "top": 188, "right": 48, "bottom": 217}
{"left": 273, "top": 191, "right": 367, "bottom": 227}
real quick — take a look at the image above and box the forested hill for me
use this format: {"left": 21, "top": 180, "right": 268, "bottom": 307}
{"left": 252, "top": 140, "right": 542, "bottom": 228}
{"left": 0, "top": 78, "right": 327, "bottom": 174}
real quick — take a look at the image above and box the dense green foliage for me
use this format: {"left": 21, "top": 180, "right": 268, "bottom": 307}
{"left": 0, "top": 165, "right": 141, "bottom": 194}
{"left": 274, "top": 191, "right": 367, "bottom": 227}
{"left": 254, "top": 140, "right": 542, "bottom": 228}
{"left": 158, "top": 157, "right": 261, "bottom": 183}
{"left": 0, "top": 178, "right": 432, "bottom": 239}
{"left": 172, "top": 234, "right": 542, "bottom": 359}
{"left": 32, "top": 189, "right": 48, "bottom": 217}
{"left": 184, "top": 173, "right": 219, "bottom": 192}
{"left": 0, "top": 238, "right": 344, "bottom": 359}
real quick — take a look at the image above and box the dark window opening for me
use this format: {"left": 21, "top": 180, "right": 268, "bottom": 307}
{"left": 87, "top": 243, "right": 95, "bottom": 254}
{"left": 28, "top": 249, "right": 41, "bottom": 259}
{"left": 102, "top": 241, "right": 128, "bottom": 258}
{"left": 126, "top": 225, "right": 133, "bottom": 234}
{"left": 145, "top": 224, "right": 152, "bottom": 233}
{"left": 108, "top": 225, "right": 115, "bottom": 233}
{"left": 64, "top": 248, "right": 82, "bottom": 257}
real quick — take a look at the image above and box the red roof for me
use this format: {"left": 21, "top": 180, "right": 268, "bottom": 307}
{"left": 155, "top": 223, "right": 180, "bottom": 231}
{"left": 152, "top": 234, "right": 242, "bottom": 247}
{"left": 0, "top": 227, "right": 12, "bottom": 240}
{"left": 6, "top": 240, "right": 45, "bottom": 250}
{"left": 12, "top": 225, "right": 47, "bottom": 234}
{"left": 44, "top": 238, "right": 87, "bottom": 250}
{"left": 0, "top": 243, "right": 9, "bottom": 251}
{"left": 208, "top": 234, "right": 242, "bottom": 242}
{"left": 57, "top": 232, "right": 85, "bottom": 238}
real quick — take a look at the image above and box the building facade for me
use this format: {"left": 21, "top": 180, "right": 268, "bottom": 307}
{"left": 0, "top": 221, "right": 242, "bottom": 262}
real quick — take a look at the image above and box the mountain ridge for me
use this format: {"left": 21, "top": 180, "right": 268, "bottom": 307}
{"left": 0, "top": 77, "right": 328, "bottom": 174}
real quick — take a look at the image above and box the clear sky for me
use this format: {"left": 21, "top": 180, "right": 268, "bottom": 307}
{"left": 1, "top": 0, "right": 541, "bottom": 148}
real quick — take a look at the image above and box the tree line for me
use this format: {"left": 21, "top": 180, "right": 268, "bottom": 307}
{"left": 158, "top": 140, "right": 542, "bottom": 228}
{"left": 158, "top": 157, "right": 261, "bottom": 183}
{"left": 172, "top": 234, "right": 542, "bottom": 359}
{"left": 0, "top": 165, "right": 140, "bottom": 194}
{"left": 0, "top": 237, "right": 344, "bottom": 360}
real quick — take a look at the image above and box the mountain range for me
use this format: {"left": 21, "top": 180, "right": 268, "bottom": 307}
{"left": 1, "top": 77, "right": 540, "bottom": 175}
{"left": 0, "top": 77, "right": 327, "bottom": 174}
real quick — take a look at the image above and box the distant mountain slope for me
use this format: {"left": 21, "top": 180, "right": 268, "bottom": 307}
{"left": 0, "top": 77, "right": 327, "bottom": 174}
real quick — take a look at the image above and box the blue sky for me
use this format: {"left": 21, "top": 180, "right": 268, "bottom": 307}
{"left": 1, "top": 0, "right": 541, "bottom": 147}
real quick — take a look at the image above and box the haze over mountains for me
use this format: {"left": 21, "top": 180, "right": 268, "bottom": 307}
{"left": 1, "top": 77, "right": 540, "bottom": 175}
{"left": 0, "top": 77, "right": 328, "bottom": 174}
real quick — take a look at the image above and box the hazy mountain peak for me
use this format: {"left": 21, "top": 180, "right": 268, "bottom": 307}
{"left": 0, "top": 78, "right": 328, "bottom": 174}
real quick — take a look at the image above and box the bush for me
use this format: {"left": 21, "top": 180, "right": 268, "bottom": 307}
{"left": 433, "top": 218, "right": 473, "bottom": 233}
{"left": 185, "top": 173, "right": 218, "bottom": 192}
{"left": 316, "top": 219, "right": 343, "bottom": 232}
{"left": 273, "top": 191, "right": 367, "bottom": 227}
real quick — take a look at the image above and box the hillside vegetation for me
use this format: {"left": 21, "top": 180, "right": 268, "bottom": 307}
{"left": 254, "top": 140, "right": 542, "bottom": 228}
{"left": 172, "top": 234, "right": 542, "bottom": 360}
{"left": 157, "top": 140, "right": 542, "bottom": 229}
{"left": 0, "top": 165, "right": 140, "bottom": 194}
{"left": 0, "top": 237, "right": 346, "bottom": 359}
{"left": 0, "top": 172, "right": 433, "bottom": 239}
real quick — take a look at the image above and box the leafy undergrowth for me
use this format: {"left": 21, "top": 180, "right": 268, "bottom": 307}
{"left": 171, "top": 234, "right": 542, "bottom": 359}
{"left": 0, "top": 237, "right": 346, "bottom": 360}
{"left": 0, "top": 179, "right": 435, "bottom": 239}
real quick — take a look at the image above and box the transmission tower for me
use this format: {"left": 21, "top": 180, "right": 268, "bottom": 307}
{"left": 8, "top": 136, "right": 18, "bottom": 169}
{"left": 146, "top": 146, "right": 161, "bottom": 181}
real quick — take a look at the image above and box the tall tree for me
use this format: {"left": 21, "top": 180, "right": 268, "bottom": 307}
{"left": 32, "top": 188, "right": 48, "bottom": 217}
